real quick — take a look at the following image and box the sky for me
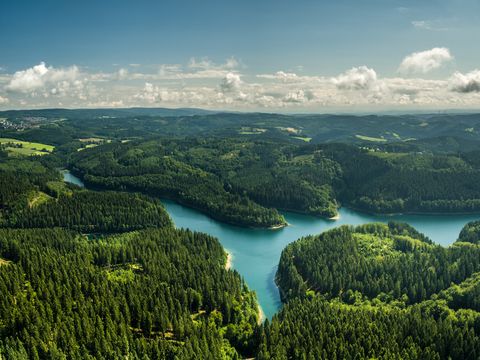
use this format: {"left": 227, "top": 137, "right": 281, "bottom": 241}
{"left": 1, "top": 0, "right": 480, "bottom": 112}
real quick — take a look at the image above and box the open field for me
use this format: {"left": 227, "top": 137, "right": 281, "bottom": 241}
{"left": 0, "top": 138, "right": 54, "bottom": 156}
{"left": 355, "top": 134, "right": 387, "bottom": 142}
{"left": 293, "top": 136, "right": 312, "bottom": 142}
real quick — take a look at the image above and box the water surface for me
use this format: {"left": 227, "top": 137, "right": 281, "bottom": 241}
{"left": 162, "top": 201, "right": 480, "bottom": 318}
{"left": 62, "top": 170, "right": 85, "bottom": 187}
{"left": 63, "top": 170, "right": 479, "bottom": 318}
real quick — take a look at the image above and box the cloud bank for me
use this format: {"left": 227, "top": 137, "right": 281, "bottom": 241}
{"left": 450, "top": 70, "right": 480, "bottom": 93}
{"left": 1, "top": 50, "right": 479, "bottom": 111}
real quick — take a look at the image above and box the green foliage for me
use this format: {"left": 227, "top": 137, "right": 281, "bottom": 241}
{"left": 265, "top": 222, "right": 480, "bottom": 359}
{"left": 458, "top": 220, "right": 480, "bottom": 244}
{"left": 436, "top": 272, "right": 480, "bottom": 311}
{"left": 276, "top": 222, "right": 480, "bottom": 303}
{"left": 71, "top": 140, "right": 288, "bottom": 228}
{"left": 3, "top": 190, "right": 172, "bottom": 232}
{"left": 258, "top": 297, "right": 480, "bottom": 360}
{"left": 0, "top": 228, "right": 260, "bottom": 359}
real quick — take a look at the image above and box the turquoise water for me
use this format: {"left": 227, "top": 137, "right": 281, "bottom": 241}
{"left": 63, "top": 171, "right": 480, "bottom": 319}
{"left": 162, "top": 201, "right": 480, "bottom": 319}
{"left": 62, "top": 170, "right": 85, "bottom": 187}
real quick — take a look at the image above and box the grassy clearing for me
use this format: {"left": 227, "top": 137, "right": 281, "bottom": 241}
{"left": 238, "top": 127, "right": 267, "bottom": 135}
{"left": 370, "top": 152, "right": 408, "bottom": 160}
{"left": 47, "top": 181, "right": 73, "bottom": 196}
{"left": 292, "top": 154, "right": 315, "bottom": 163}
{"left": 292, "top": 136, "right": 312, "bottom": 142}
{"left": 77, "top": 144, "right": 99, "bottom": 151}
{"left": 28, "top": 191, "right": 52, "bottom": 208}
{"left": 0, "top": 138, "right": 54, "bottom": 156}
{"left": 78, "top": 137, "right": 105, "bottom": 143}
{"left": 355, "top": 134, "right": 387, "bottom": 143}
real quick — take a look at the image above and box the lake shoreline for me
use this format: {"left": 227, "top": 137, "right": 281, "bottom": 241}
{"left": 257, "top": 304, "right": 265, "bottom": 325}
{"left": 345, "top": 203, "right": 480, "bottom": 217}
{"left": 64, "top": 171, "right": 478, "bottom": 320}
{"left": 225, "top": 250, "right": 232, "bottom": 270}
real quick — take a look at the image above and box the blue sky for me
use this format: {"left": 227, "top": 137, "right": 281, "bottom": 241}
{"left": 1, "top": 0, "right": 479, "bottom": 111}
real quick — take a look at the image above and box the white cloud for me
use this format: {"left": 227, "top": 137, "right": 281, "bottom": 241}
{"left": 117, "top": 68, "right": 129, "bottom": 80}
{"left": 219, "top": 72, "right": 242, "bottom": 93}
{"left": 450, "top": 70, "right": 480, "bottom": 93}
{"left": 283, "top": 89, "right": 314, "bottom": 103}
{"left": 189, "top": 56, "right": 239, "bottom": 70}
{"left": 135, "top": 82, "right": 162, "bottom": 103}
{"left": 398, "top": 47, "right": 453, "bottom": 74}
{"left": 411, "top": 19, "right": 450, "bottom": 32}
{"left": 257, "top": 71, "right": 300, "bottom": 82}
{"left": 158, "top": 64, "right": 182, "bottom": 77}
{"left": 332, "top": 66, "right": 379, "bottom": 90}
{"left": 2, "top": 56, "right": 480, "bottom": 111}
{"left": 6, "top": 62, "right": 82, "bottom": 94}
{"left": 412, "top": 20, "right": 432, "bottom": 30}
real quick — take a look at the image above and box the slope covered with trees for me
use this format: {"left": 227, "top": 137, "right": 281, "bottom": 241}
{"left": 0, "top": 228, "right": 261, "bottom": 359}
{"left": 276, "top": 222, "right": 480, "bottom": 303}
{"left": 262, "top": 223, "right": 480, "bottom": 359}
{"left": 0, "top": 156, "right": 262, "bottom": 359}
{"left": 257, "top": 296, "right": 480, "bottom": 360}
{"left": 458, "top": 220, "right": 480, "bottom": 244}
{"left": 70, "top": 140, "right": 289, "bottom": 228}
{"left": 70, "top": 138, "right": 480, "bottom": 227}
{"left": 3, "top": 191, "right": 172, "bottom": 232}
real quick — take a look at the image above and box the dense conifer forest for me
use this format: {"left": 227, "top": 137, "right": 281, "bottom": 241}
{"left": 0, "top": 156, "right": 261, "bottom": 359}
{"left": 70, "top": 138, "right": 480, "bottom": 226}
{"left": 267, "top": 223, "right": 480, "bottom": 359}
{"left": 1, "top": 109, "right": 480, "bottom": 358}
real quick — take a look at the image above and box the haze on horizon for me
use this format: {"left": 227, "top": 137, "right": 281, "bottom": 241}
{"left": 1, "top": 0, "right": 479, "bottom": 112}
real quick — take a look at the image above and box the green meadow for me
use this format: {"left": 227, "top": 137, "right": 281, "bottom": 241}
{"left": 0, "top": 138, "right": 55, "bottom": 156}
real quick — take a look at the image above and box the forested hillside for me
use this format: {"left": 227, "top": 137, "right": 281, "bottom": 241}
{"left": 0, "top": 228, "right": 261, "bottom": 359}
{"left": 0, "top": 157, "right": 262, "bottom": 359}
{"left": 263, "top": 223, "right": 480, "bottom": 359}
{"left": 1, "top": 109, "right": 480, "bottom": 358}
{"left": 70, "top": 138, "right": 480, "bottom": 226}
{"left": 2, "top": 109, "right": 480, "bottom": 223}
{"left": 2, "top": 110, "right": 480, "bottom": 150}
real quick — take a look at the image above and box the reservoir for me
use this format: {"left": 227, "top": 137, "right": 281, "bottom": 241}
{"left": 63, "top": 171, "right": 480, "bottom": 319}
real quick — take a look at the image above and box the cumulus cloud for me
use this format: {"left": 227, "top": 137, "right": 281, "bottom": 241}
{"left": 3, "top": 55, "right": 480, "bottom": 111}
{"left": 283, "top": 89, "right": 314, "bottom": 103}
{"left": 6, "top": 62, "right": 81, "bottom": 93}
{"left": 117, "top": 68, "right": 129, "bottom": 80}
{"left": 257, "top": 71, "right": 300, "bottom": 82}
{"left": 219, "top": 72, "right": 242, "bottom": 93}
{"left": 450, "top": 70, "right": 480, "bottom": 93}
{"left": 135, "top": 82, "right": 163, "bottom": 103}
{"left": 398, "top": 47, "right": 452, "bottom": 74}
{"left": 332, "top": 66, "right": 379, "bottom": 90}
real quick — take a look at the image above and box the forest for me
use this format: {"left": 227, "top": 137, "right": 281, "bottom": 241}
{"left": 267, "top": 222, "right": 480, "bottom": 359}
{"left": 69, "top": 137, "right": 480, "bottom": 227}
{"left": 0, "top": 157, "right": 262, "bottom": 359}
{"left": 1, "top": 109, "right": 480, "bottom": 358}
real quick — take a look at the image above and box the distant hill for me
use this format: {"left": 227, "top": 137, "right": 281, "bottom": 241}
{"left": 0, "top": 107, "right": 218, "bottom": 119}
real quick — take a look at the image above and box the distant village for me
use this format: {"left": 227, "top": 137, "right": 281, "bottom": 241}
{"left": 0, "top": 116, "right": 48, "bottom": 131}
